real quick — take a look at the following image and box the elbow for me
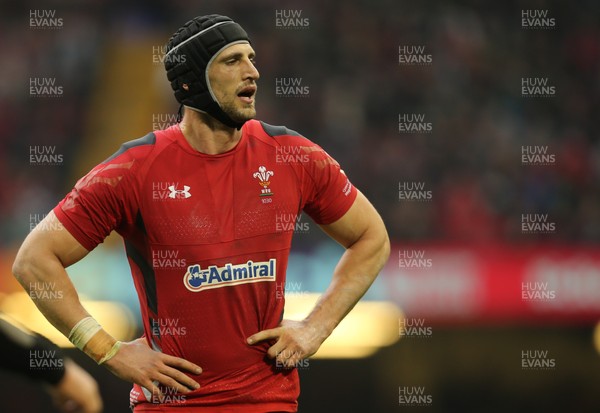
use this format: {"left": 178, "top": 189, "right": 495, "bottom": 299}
{"left": 12, "top": 252, "right": 28, "bottom": 285}
{"left": 12, "top": 244, "right": 35, "bottom": 287}
{"left": 367, "top": 219, "right": 390, "bottom": 275}
{"left": 379, "top": 229, "right": 391, "bottom": 267}
{"left": 12, "top": 256, "right": 27, "bottom": 285}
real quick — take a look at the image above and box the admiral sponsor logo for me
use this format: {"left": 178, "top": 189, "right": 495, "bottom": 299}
{"left": 522, "top": 10, "right": 555, "bottom": 29}
{"left": 398, "top": 250, "right": 432, "bottom": 269}
{"left": 29, "top": 281, "right": 63, "bottom": 300}
{"left": 152, "top": 182, "right": 191, "bottom": 200}
{"left": 29, "top": 10, "right": 63, "bottom": 29}
{"left": 275, "top": 145, "right": 310, "bottom": 163}
{"left": 29, "top": 145, "right": 63, "bottom": 165}
{"left": 398, "top": 386, "right": 433, "bottom": 406}
{"left": 152, "top": 113, "right": 179, "bottom": 130}
{"left": 184, "top": 259, "right": 277, "bottom": 292}
{"left": 521, "top": 145, "right": 555, "bottom": 165}
{"left": 521, "top": 77, "right": 555, "bottom": 97}
{"left": 152, "top": 45, "right": 186, "bottom": 65}
{"left": 398, "top": 45, "right": 432, "bottom": 65}
{"left": 521, "top": 350, "right": 556, "bottom": 370}
{"left": 521, "top": 281, "right": 556, "bottom": 301}
{"left": 398, "top": 113, "right": 432, "bottom": 133}
{"left": 275, "top": 10, "right": 309, "bottom": 29}
{"left": 275, "top": 77, "right": 310, "bottom": 97}
{"left": 398, "top": 181, "right": 432, "bottom": 201}
{"left": 29, "top": 350, "right": 64, "bottom": 369}
{"left": 521, "top": 213, "right": 555, "bottom": 234}
{"left": 29, "top": 78, "right": 63, "bottom": 97}
{"left": 399, "top": 318, "right": 432, "bottom": 338}
{"left": 152, "top": 250, "right": 186, "bottom": 269}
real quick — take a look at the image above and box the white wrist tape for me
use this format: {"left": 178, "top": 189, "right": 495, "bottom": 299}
{"left": 98, "top": 341, "right": 122, "bottom": 365}
{"left": 68, "top": 316, "right": 102, "bottom": 351}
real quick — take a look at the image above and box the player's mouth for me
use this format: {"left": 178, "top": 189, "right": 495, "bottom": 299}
{"left": 237, "top": 85, "right": 257, "bottom": 104}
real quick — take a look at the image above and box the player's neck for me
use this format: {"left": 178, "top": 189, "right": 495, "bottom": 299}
{"left": 178, "top": 110, "right": 242, "bottom": 155}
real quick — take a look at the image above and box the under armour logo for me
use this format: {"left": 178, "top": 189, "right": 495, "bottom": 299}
{"left": 168, "top": 185, "right": 191, "bottom": 199}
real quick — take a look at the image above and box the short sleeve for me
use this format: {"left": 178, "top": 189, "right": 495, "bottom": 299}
{"left": 53, "top": 158, "right": 137, "bottom": 251}
{"left": 302, "top": 146, "right": 358, "bottom": 225}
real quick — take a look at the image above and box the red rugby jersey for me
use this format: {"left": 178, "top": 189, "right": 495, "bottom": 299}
{"left": 53, "top": 119, "right": 357, "bottom": 412}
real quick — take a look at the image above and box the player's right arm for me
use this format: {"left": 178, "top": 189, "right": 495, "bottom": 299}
{"left": 12, "top": 212, "right": 201, "bottom": 396}
{"left": 13, "top": 165, "right": 201, "bottom": 394}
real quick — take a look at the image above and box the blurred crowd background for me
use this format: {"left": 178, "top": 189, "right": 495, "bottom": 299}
{"left": 1, "top": 0, "right": 599, "bottom": 412}
{"left": 1, "top": 0, "right": 600, "bottom": 246}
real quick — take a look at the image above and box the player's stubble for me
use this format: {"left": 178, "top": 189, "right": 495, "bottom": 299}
{"left": 219, "top": 89, "right": 257, "bottom": 124}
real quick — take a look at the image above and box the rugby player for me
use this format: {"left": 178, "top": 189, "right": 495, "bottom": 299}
{"left": 12, "top": 14, "right": 390, "bottom": 412}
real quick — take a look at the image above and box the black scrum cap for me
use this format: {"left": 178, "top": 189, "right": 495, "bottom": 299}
{"left": 164, "top": 15, "right": 250, "bottom": 128}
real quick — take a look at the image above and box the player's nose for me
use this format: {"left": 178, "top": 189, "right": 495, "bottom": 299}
{"left": 243, "top": 58, "right": 259, "bottom": 81}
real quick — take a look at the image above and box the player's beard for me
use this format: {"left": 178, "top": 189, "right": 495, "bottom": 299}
{"left": 219, "top": 96, "right": 257, "bottom": 124}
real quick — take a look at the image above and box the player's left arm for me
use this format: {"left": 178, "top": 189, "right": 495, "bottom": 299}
{"left": 247, "top": 190, "right": 390, "bottom": 366}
